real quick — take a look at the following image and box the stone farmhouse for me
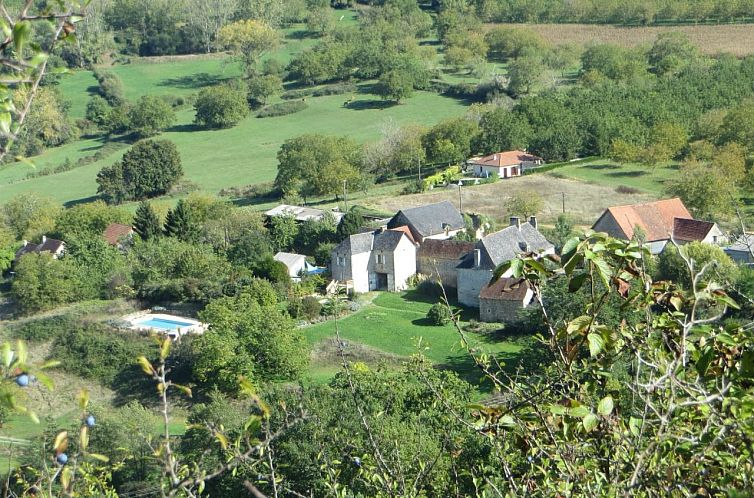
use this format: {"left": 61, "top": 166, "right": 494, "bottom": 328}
{"left": 456, "top": 217, "right": 554, "bottom": 309}
{"left": 479, "top": 277, "right": 533, "bottom": 323}
{"left": 592, "top": 198, "right": 724, "bottom": 254}
{"left": 330, "top": 228, "right": 417, "bottom": 293}
{"left": 466, "top": 150, "right": 543, "bottom": 179}
{"left": 387, "top": 201, "right": 466, "bottom": 243}
{"left": 416, "top": 239, "right": 475, "bottom": 290}
{"left": 15, "top": 235, "right": 65, "bottom": 263}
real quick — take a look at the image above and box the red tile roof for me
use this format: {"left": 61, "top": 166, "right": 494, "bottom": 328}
{"left": 597, "top": 198, "right": 692, "bottom": 242}
{"left": 388, "top": 225, "right": 417, "bottom": 244}
{"left": 103, "top": 223, "right": 134, "bottom": 245}
{"left": 479, "top": 277, "right": 531, "bottom": 301}
{"left": 672, "top": 218, "right": 716, "bottom": 242}
{"left": 468, "top": 150, "right": 542, "bottom": 168}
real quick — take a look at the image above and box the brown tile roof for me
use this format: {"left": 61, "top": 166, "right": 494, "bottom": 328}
{"left": 672, "top": 218, "right": 715, "bottom": 242}
{"left": 418, "top": 239, "right": 475, "bottom": 259}
{"left": 479, "top": 277, "right": 530, "bottom": 301}
{"left": 596, "top": 198, "right": 692, "bottom": 242}
{"left": 468, "top": 150, "right": 542, "bottom": 168}
{"left": 103, "top": 223, "right": 134, "bottom": 245}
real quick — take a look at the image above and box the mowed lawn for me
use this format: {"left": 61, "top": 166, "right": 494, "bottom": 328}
{"left": 549, "top": 159, "right": 678, "bottom": 195}
{"left": 304, "top": 291, "right": 526, "bottom": 389}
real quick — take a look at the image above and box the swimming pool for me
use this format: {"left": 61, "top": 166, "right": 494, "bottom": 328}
{"left": 134, "top": 317, "right": 195, "bottom": 330}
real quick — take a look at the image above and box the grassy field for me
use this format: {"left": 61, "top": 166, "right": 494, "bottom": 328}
{"left": 549, "top": 159, "right": 677, "bottom": 195}
{"left": 304, "top": 291, "right": 527, "bottom": 390}
{"left": 490, "top": 23, "right": 754, "bottom": 56}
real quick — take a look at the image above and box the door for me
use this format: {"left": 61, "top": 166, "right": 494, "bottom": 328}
{"left": 376, "top": 272, "right": 388, "bottom": 290}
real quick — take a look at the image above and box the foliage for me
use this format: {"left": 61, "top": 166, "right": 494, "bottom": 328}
{"left": 163, "top": 199, "right": 199, "bottom": 241}
{"left": 657, "top": 242, "right": 739, "bottom": 289}
{"left": 422, "top": 117, "right": 480, "bottom": 164}
{"left": 194, "top": 84, "right": 249, "bottom": 129}
{"left": 1, "top": 193, "right": 61, "bottom": 241}
{"left": 336, "top": 208, "right": 365, "bottom": 240}
{"left": 193, "top": 282, "right": 309, "bottom": 392}
{"left": 506, "top": 190, "right": 544, "bottom": 218}
{"left": 275, "top": 134, "right": 363, "bottom": 200}
{"left": 295, "top": 213, "right": 337, "bottom": 254}
{"left": 485, "top": 26, "right": 548, "bottom": 61}
{"left": 93, "top": 70, "right": 125, "bottom": 105}
{"left": 247, "top": 74, "right": 283, "bottom": 105}
{"left": 256, "top": 100, "right": 308, "bottom": 118}
{"left": 217, "top": 19, "right": 280, "bottom": 76}
{"left": 12, "top": 87, "right": 77, "bottom": 158}
{"left": 11, "top": 253, "right": 80, "bottom": 315}
{"left": 126, "top": 95, "right": 176, "bottom": 138}
{"left": 666, "top": 159, "right": 738, "bottom": 219}
{"left": 427, "top": 302, "right": 451, "bottom": 326}
{"left": 507, "top": 55, "right": 546, "bottom": 95}
{"left": 97, "top": 140, "right": 183, "bottom": 204}
{"left": 133, "top": 201, "right": 162, "bottom": 241}
{"left": 54, "top": 201, "right": 131, "bottom": 241}
{"left": 473, "top": 106, "right": 531, "bottom": 155}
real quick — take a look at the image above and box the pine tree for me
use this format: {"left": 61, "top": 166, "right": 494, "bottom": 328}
{"left": 163, "top": 199, "right": 198, "bottom": 241}
{"left": 336, "top": 209, "right": 365, "bottom": 240}
{"left": 133, "top": 201, "right": 161, "bottom": 241}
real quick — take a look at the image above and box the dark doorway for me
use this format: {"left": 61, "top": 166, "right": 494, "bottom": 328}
{"left": 377, "top": 272, "right": 388, "bottom": 290}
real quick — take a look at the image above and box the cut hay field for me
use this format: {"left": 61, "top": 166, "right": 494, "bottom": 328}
{"left": 489, "top": 23, "right": 754, "bottom": 56}
{"left": 362, "top": 168, "right": 660, "bottom": 227}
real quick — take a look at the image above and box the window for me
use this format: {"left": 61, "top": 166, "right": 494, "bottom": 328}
{"left": 337, "top": 256, "right": 345, "bottom": 265}
{"left": 377, "top": 254, "right": 385, "bottom": 264}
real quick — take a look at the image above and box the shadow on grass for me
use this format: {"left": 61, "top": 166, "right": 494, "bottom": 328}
{"left": 158, "top": 72, "right": 232, "bottom": 90}
{"left": 167, "top": 123, "right": 203, "bottom": 133}
{"left": 584, "top": 163, "right": 621, "bottom": 170}
{"left": 64, "top": 195, "right": 101, "bottom": 208}
{"left": 411, "top": 317, "right": 437, "bottom": 327}
{"left": 345, "top": 99, "right": 395, "bottom": 111}
{"left": 606, "top": 170, "right": 647, "bottom": 178}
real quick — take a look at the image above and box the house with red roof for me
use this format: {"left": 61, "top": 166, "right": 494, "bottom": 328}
{"left": 103, "top": 223, "right": 135, "bottom": 247}
{"left": 466, "top": 150, "right": 543, "bottom": 179}
{"left": 592, "top": 198, "right": 724, "bottom": 254}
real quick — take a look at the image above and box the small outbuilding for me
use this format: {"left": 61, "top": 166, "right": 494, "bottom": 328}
{"left": 274, "top": 252, "right": 310, "bottom": 280}
{"left": 479, "top": 277, "right": 533, "bottom": 323}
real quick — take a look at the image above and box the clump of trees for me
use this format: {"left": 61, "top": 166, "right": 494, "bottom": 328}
{"left": 97, "top": 139, "right": 183, "bottom": 204}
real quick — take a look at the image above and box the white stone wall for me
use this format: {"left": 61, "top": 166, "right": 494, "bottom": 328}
{"left": 390, "top": 236, "right": 417, "bottom": 291}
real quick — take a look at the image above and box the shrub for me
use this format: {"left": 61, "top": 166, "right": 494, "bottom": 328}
{"left": 280, "top": 88, "right": 312, "bottom": 100}
{"left": 416, "top": 279, "right": 442, "bottom": 298}
{"left": 427, "top": 302, "right": 451, "bottom": 326}
{"left": 194, "top": 84, "right": 249, "bottom": 129}
{"left": 301, "top": 296, "right": 322, "bottom": 320}
{"left": 94, "top": 70, "right": 125, "bottom": 105}
{"left": 10, "top": 314, "right": 76, "bottom": 342}
{"left": 310, "top": 83, "right": 357, "bottom": 97}
{"left": 128, "top": 95, "right": 176, "bottom": 137}
{"left": 257, "top": 100, "right": 307, "bottom": 118}
{"left": 247, "top": 74, "right": 283, "bottom": 105}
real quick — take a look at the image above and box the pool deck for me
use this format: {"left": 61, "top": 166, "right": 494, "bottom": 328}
{"left": 123, "top": 312, "right": 206, "bottom": 338}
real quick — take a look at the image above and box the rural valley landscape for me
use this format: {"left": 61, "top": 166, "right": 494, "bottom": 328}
{"left": 1, "top": 0, "right": 754, "bottom": 496}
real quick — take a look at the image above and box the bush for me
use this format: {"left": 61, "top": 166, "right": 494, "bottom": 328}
{"left": 10, "top": 314, "right": 77, "bottom": 342}
{"left": 427, "top": 302, "right": 451, "bottom": 326}
{"left": 301, "top": 296, "right": 323, "bottom": 320}
{"left": 50, "top": 322, "right": 154, "bottom": 385}
{"left": 280, "top": 88, "right": 312, "bottom": 100}
{"left": 616, "top": 185, "right": 641, "bottom": 194}
{"left": 310, "top": 83, "right": 357, "bottom": 97}
{"left": 256, "top": 100, "right": 308, "bottom": 118}
{"left": 94, "top": 70, "right": 125, "bottom": 105}
{"left": 194, "top": 84, "right": 249, "bottom": 129}
{"left": 97, "top": 139, "right": 182, "bottom": 204}
{"left": 128, "top": 95, "right": 176, "bottom": 137}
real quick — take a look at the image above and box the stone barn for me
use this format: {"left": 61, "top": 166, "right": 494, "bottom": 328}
{"left": 416, "top": 239, "right": 475, "bottom": 290}
{"left": 479, "top": 277, "right": 533, "bottom": 323}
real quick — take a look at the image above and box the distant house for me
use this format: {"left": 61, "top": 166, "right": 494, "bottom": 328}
{"left": 331, "top": 227, "right": 417, "bottom": 293}
{"left": 466, "top": 150, "right": 543, "bottom": 179}
{"left": 387, "top": 201, "right": 465, "bottom": 243}
{"left": 416, "top": 239, "right": 475, "bottom": 289}
{"left": 591, "top": 198, "right": 723, "bottom": 254}
{"left": 457, "top": 217, "right": 554, "bottom": 308}
{"left": 15, "top": 235, "right": 65, "bottom": 262}
{"left": 274, "top": 252, "right": 307, "bottom": 280}
{"left": 724, "top": 234, "right": 754, "bottom": 264}
{"left": 103, "top": 223, "right": 134, "bottom": 247}
{"left": 479, "top": 277, "right": 533, "bottom": 323}
{"left": 265, "top": 204, "right": 345, "bottom": 224}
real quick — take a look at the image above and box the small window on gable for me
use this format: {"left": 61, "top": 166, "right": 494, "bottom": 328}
{"left": 337, "top": 255, "right": 346, "bottom": 265}
{"left": 377, "top": 253, "right": 385, "bottom": 264}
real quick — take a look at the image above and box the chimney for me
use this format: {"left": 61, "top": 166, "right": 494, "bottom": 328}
{"left": 22, "top": 240, "right": 28, "bottom": 247}
{"left": 42, "top": 235, "right": 47, "bottom": 244}
{"left": 473, "top": 249, "right": 481, "bottom": 267}
{"left": 510, "top": 217, "right": 520, "bottom": 229}
{"left": 529, "top": 216, "right": 537, "bottom": 229}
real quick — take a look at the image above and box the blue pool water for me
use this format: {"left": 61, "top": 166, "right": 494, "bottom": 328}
{"left": 136, "top": 317, "right": 194, "bottom": 330}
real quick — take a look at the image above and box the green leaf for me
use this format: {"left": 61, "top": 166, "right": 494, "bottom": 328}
{"left": 78, "top": 389, "right": 89, "bottom": 411}
{"left": 570, "top": 405, "right": 590, "bottom": 418}
{"left": 629, "top": 417, "right": 642, "bottom": 437}
{"left": 1, "top": 342, "right": 12, "bottom": 368}
{"left": 568, "top": 272, "right": 588, "bottom": 293}
{"left": 88, "top": 453, "right": 109, "bottom": 462}
{"left": 582, "top": 413, "right": 599, "bottom": 432}
{"left": 587, "top": 333, "right": 605, "bottom": 357}
{"left": 12, "top": 21, "right": 31, "bottom": 52}
{"left": 0, "top": 112, "right": 11, "bottom": 134}
{"left": 53, "top": 431, "right": 68, "bottom": 452}
{"left": 80, "top": 426, "right": 88, "bottom": 450}
{"left": 716, "top": 333, "right": 736, "bottom": 346}
{"left": 136, "top": 356, "right": 154, "bottom": 376}
{"left": 597, "top": 396, "right": 614, "bottom": 417}
{"left": 591, "top": 256, "right": 612, "bottom": 288}
{"left": 215, "top": 432, "right": 228, "bottom": 450}
{"left": 695, "top": 348, "right": 715, "bottom": 377}
{"left": 740, "top": 349, "right": 754, "bottom": 379}
{"left": 567, "top": 315, "right": 591, "bottom": 335}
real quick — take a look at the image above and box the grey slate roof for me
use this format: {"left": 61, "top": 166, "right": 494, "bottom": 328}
{"left": 387, "top": 201, "right": 465, "bottom": 239}
{"left": 334, "top": 229, "right": 409, "bottom": 255}
{"left": 725, "top": 234, "right": 754, "bottom": 253}
{"left": 15, "top": 237, "right": 65, "bottom": 260}
{"left": 459, "top": 224, "right": 554, "bottom": 269}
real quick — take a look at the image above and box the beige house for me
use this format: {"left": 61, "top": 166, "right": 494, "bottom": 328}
{"left": 479, "top": 277, "right": 533, "bottom": 323}
{"left": 592, "top": 198, "right": 724, "bottom": 254}
{"left": 466, "top": 150, "right": 543, "bottom": 179}
{"left": 331, "top": 228, "right": 417, "bottom": 293}
{"left": 457, "top": 217, "right": 554, "bottom": 308}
